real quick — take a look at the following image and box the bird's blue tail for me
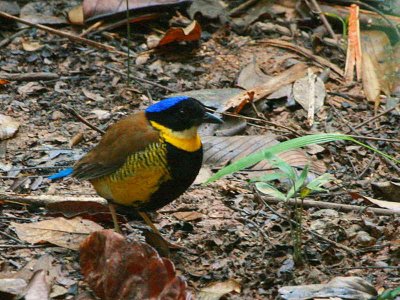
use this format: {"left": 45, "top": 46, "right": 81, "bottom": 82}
{"left": 48, "top": 167, "right": 74, "bottom": 180}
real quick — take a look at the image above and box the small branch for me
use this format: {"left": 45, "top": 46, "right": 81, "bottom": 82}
{"left": 0, "top": 28, "right": 29, "bottom": 48}
{"left": 309, "top": 0, "right": 337, "bottom": 41}
{"left": 352, "top": 104, "right": 399, "bottom": 130}
{"left": 262, "top": 195, "right": 400, "bottom": 216}
{"left": 62, "top": 104, "right": 105, "bottom": 135}
{"left": 0, "top": 11, "right": 127, "bottom": 56}
{"left": 0, "top": 72, "right": 59, "bottom": 81}
{"left": 0, "top": 193, "right": 106, "bottom": 206}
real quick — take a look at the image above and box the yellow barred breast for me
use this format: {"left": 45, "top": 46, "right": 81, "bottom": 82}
{"left": 90, "top": 142, "right": 171, "bottom": 206}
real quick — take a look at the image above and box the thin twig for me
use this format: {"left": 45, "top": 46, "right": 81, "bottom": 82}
{"left": 62, "top": 104, "right": 105, "bottom": 135}
{"left": 357, "top": 152, "right": 376, "bottom": 179}
{"left": 352, "top": 104, "right": 399, "bottom": 130}
{"left": 330, "top": 104, "right": 400, "bottom": 174}
{"left": 0, "top": 229, "right": 25, "bottom": 245}
{"left": 0, "top": 28, "right": 29, "bottom": 48}
{"left": 309, "top": 0, "right": 337, "bottom": 41}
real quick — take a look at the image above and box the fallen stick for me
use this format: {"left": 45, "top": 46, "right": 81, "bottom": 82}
{"left": 0, "top": 72, "right": 59, "bottom": 81}
{"left": 0, "top": 11, "right": 127, "bottom": 56}
{"left": 263, "top": 196, "right": 400, "bottom": 216}
{"left": 0, "top": 193, "right": 107, "bottom": 206}
{"left": 1, "top": 192, "right": 397, "bottom": 216}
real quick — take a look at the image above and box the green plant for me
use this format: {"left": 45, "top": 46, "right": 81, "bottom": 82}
{"left": 251, "top": 153, "right": 334, "bottom": 265}
{"left": 206, "top": 133, "right": 399, "bottom": 184}
{"left": 378, "top": 286, "right": 400, "bottom": 300}
{"left": 206, "top": 133, "right": 399, "bottom": 265}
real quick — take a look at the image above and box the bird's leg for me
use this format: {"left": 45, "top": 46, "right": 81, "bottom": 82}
{"left": 108, "top": 203, "right": 122, "bottom": 234}
{"left": 137, "top": 211, "right": 162, "bottom": 236}
{"left": 137, "top": 211, "right": 184, "bottom": 250}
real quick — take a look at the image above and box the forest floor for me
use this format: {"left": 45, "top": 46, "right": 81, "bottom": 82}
{"left": 0, "top": 0, "right": 399, "bottom": 299}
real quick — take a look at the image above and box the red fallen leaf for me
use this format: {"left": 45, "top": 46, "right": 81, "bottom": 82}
{"left": 157, "top": 20, "right": 201, "bottom": 47}
{"left": 80, "top": 230, "right": 191, "bottom": 300}
{"left": 0, "top": 79, "right": 10, "bottom": 85}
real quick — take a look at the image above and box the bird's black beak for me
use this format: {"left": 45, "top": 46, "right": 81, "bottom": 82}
{"left": 203, "top": 112, "right": 223, "bottom": 124}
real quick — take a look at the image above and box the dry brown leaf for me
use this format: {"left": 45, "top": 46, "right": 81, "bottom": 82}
{"left": 0, "top": 114, "right": 20, "bottom": 141}
{"left": 173, "top": 211, "right": 205, "bottom": 221}
{"left": 68, "top": 5, "right": 84, "bottom": 25}
{"left": 24, "top": 270, "right": 50, "bottom": 300}
{"left": 82, "top": 88, "right": 105, "bottom": 101}
{"left": 357, "top": 195, "right": 400, "bottom": 212}
{"left": 361, "top": 30, "right": 396, "bottom": 106}
{"left": 279, "top": 276, "right": 377, "bottom": 299}
{"left": 11, "top": 217, "right": 103, "bottom": 250}
{"left": 220, "top": 63, "right": 308, "bottom": 112}
{"left": 344, "top": 4, "right": 362, "bottom": 83}
{"left": 22, "top": 40, "right": 44, "bottom": 52}
{"left": 152, "top": 20, "right": 201, "bottom": 48}
{"left": 198, "top": 279, "right": 241, "bottom": 300}
{"left": 203, "top": 135, "right": 326, "bottom": 176}
{"left": 293, "top": 69, "right": 326, "bottom": 115}
{"left": 0, "top": 278, "right": 27, "bottom": 299}
{"left": 83, "top": 0, "right": 190, "bottom": 22}
{"left": 80, "top": 230, "right": 191, "bottom": 300}
{"left": 361, "top": 52, "right": 381, "bottom": 105}
{"left": 237, "top": 60, "right": 272, "bottom": 90}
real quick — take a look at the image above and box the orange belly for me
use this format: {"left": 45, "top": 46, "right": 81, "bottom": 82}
{"left": 91, "top": 166, "right": 171, "bottom": 207}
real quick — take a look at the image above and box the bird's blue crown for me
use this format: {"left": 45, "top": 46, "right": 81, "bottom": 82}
{"left": 145, "top": 96, "right": 189, "bottom": 113}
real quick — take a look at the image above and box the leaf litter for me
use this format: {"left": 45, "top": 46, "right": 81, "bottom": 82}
{"left": 0, "top": 0, "right": 399, "bottom": 299}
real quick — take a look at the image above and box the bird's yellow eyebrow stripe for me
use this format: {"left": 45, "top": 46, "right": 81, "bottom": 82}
{"left": 150, "top": 121, "right": 201, "bottom": 152}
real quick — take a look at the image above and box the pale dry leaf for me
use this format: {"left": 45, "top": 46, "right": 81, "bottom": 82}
{"left": 0, "top": 114, "right": 20, "bottom": 140}
{"left": 198, "top": 279, "right": 241, "bottom": 300}
{"left": 17, "top": 82, "right": 45, "bottom": 95}
{"left": 279, "top": 276, "right": 377, "bottom": 300}
{"left": 360, "top": 195, "right": 400, "bottom": 212}
{"left": 221, "top": 63, "right": 308, "bottom": 112}
{"left": 22, "top": 40, "right": 44, "bottom": 52}
{"left": 90, "top": 109, "right": 110, "bottom": 120}
{"left": 82, "top": 88, "right": 105, "bottom": 101}
{"left": 173, "top": 211, "right": 205, "bottom": 221}
{"left": 361, "top": 52, "right": 381, "bottom": 104}
{"left": 24, "top": 270, "right": 50, "bottom": 300}
{"left": 0, "top": 278, "right": 27, "bottom": 298}
{"left": 68, "top": 5, "right": 84, "bottom": 25}
{"left": 11, "top": 217, "right": 104, "bottom": 250}
{"left": 202, "top": 135, "right": 326, "bottom": 176}
{"left": 293, "top": 73, "right": 325, "bottom": 113}
{"left": 237, "top": 60, "right": 272, "bottom": 90}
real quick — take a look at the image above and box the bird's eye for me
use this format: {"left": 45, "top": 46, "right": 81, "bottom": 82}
{"left": 179, "top": 108, "right": 186, "bottom": 115}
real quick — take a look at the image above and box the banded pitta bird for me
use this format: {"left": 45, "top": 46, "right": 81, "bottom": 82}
{"left": 49, "top": 96, "right": 222, "bottom": 236}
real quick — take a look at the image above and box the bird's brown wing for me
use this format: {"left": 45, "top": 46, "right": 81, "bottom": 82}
{"left": 73, "top": 112, "right": 160, "bottom": 180}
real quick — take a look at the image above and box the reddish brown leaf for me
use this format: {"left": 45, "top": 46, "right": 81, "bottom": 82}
{"left": 344, "top": 4, "right": 362, "bottom": 83}
{"left": 80, "top": 230, "right": 191, "bottom": 300}
{"left": 158, "top": 20, "right": 201, "bottom": 47}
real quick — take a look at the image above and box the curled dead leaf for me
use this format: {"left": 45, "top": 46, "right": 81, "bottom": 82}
{"left": 149, "top": 20, "right": 202, "bottom": 49}
{"left": 80, "top": 230, "right": 191, "bottom": 300}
